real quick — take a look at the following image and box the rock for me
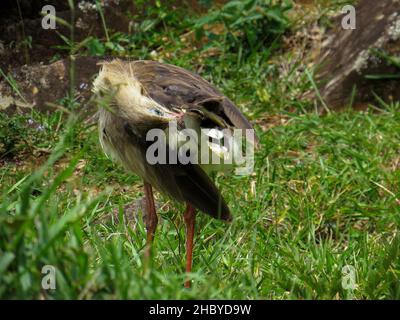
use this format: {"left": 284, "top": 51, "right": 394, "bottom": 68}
{"left": 0, "top": 56, "right": 102, "bottom": 114}
{"left": 317, "top": 0, "right": 400, "bottom": 110}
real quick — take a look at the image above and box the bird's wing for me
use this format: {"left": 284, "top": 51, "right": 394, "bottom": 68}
{"left": 123, "top": 122, "right": 232, "bottom": 221}
{"left": 131, "top": 60, "right": 257, "bottom": 136}
{"left": 155, "top": 162, "right": 232, "bottom": 221}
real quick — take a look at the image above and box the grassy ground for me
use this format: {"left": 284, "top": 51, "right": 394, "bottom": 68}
{"left": 1, "top": 0, "right": 399, "bottom": 299}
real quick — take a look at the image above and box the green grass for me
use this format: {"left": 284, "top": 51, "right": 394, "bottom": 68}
{"left": 1, "top": 102, "right": 399, "bottom": 299}
{"left": 0, "top": 0, "right": 399, "bottom": 299}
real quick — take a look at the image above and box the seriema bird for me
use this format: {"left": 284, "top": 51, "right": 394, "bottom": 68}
{"left": 92, "top": 59, "right": 257, "bottom": 288}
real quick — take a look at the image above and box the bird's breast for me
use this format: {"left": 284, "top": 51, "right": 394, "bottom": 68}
{"left": 98, "top": 110, "right": 149, "bottom": 179}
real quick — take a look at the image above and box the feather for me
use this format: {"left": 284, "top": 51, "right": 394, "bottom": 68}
{"left": 94, "top": 59, "right": 256, "bottom": 221}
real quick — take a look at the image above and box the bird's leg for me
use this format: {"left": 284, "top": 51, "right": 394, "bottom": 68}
{"left": 144, "top": 182, "right": 158, "bottom": 258}
{"left": 183, "top": 203, "right": 196, "bottom": 288}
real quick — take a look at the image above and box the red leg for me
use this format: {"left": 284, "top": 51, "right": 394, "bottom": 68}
{"left": 183, "top": 204, "right": 196, "bottom": 288}
{"left": 144, "top": 182, "right": 158, "bottom": 258}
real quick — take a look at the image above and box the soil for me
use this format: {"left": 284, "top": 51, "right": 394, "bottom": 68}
{"left": 0, "top": 0, "right": 217, "bottom": 115}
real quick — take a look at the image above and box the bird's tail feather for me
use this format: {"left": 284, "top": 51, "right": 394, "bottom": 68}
{"left": 174, "top": 165, "right": 232, "bottom": 221}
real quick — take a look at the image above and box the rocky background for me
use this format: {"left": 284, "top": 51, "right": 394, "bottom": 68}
{"left": 0, "top": 0, "right": 399, "bottom": 114}
{"left": 317, "top": 0, "right": 400, "bottom": 110}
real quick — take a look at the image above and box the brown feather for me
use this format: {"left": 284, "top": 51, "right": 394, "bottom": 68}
{"left": 94, "top": 59, "right": 258, "bottom": 221}
{"left": 130, "top": 60, "right": 259, "bottom": 143}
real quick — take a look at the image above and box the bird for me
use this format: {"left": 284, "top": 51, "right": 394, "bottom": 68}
{"left": 92, "top": 59, "right": 258, "bottom": 288}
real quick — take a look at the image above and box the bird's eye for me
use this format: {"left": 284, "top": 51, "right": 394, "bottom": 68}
{"left": 149, "top": 108, "right": 164, "bottom": 116}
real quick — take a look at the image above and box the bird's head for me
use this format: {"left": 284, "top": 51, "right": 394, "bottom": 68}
{"left": 93, "top": 60, "right": 181, "bottom": 124}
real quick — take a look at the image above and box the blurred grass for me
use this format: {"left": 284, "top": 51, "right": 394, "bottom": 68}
{"left": 0, "top": 0, "right": 399, "bottom": 299}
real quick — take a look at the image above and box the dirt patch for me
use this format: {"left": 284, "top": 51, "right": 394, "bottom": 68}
{"left": 0, "top": 0, "right": 218, "bottom": 115}
{"left": 0, "top": 0, "right": 132, "bottom": 71}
